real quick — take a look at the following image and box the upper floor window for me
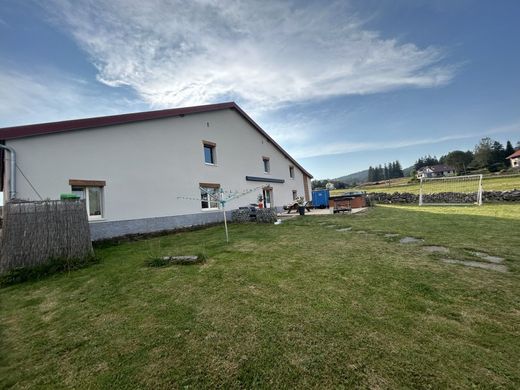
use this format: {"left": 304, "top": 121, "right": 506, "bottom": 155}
{"left": 203, "top": 141, "right": 216, "bottom": 164}
{"left": 263, "top": 157, "right": 270, "bottom": 173}
{"left": 289, "top": 166, "right": 295, "bottom": 178}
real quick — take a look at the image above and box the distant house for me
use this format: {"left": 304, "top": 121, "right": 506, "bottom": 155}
{"left": 506, "top": 150, "right": 520, "bottom": 169}
{"left": 416, "top": 164, "right": 456, "bottom": 179}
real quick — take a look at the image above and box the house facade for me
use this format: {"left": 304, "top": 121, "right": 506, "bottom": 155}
{"left": 0, "top": 102, "right": 312, "bottom": 240}
{"left": 416, "top": 164, "right": 456, "bottom": 179}
{"left": 506, "top": 150, "right": 520, "bottom": 168}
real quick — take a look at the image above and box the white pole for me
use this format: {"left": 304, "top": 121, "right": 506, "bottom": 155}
{"left": 419, "top": 177, "right": 423, "bottom": 206}
{"left": 478, "top": 174, "right": 483, "bottom": 206}
{"left": 220, "top": 189, "right": 229, "bottom": 243}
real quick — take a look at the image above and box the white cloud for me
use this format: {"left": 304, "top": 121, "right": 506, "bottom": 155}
{"left": 0, "top": 68, "right": 146, "bottom": 127}
{"left": 44, "top": 0, "right": 456, "bottom": 111}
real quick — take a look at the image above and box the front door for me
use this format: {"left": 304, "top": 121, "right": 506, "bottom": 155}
{"left": 263, "top": 187, "right": 273, "bottom": 208}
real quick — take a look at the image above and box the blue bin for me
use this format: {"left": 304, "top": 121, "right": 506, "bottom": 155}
{"left": 312, "top": 190, "right": 330, "bottom": 208}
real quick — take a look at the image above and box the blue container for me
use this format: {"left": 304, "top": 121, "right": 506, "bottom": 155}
{"left": 312, "top": 189, "right": 330, "bottom": 208}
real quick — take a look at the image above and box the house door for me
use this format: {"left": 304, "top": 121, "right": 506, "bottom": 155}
{"left": 263, "top": 187, "right": 273, "bottom": 208}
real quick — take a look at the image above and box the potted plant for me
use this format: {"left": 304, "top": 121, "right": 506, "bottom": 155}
{"left": 296, "top": 196, "right": 306, "bottom": 215}
{"left": 257, "top": 194, "right": 264, "bottom": 209}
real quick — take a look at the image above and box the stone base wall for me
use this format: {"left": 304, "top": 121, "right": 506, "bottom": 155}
{"left": 90, "top": 210, "right": 232, "bottom": 241}
{"left": 368, "top": 190, "right": 520, "bottom": 204}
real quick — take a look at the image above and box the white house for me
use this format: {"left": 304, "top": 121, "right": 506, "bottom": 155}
{"left": 0, "top": 102, "right": 312, "bottom": 240}
{"left": 416, "top": 164, "right": 456, "bottom": 179}
{"left": 506, "top": 150, "right": 520, "bottom": 168}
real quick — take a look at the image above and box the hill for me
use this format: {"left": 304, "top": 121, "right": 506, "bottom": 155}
{"left": 335, "top": 166, "right": 414, "bottom": 184}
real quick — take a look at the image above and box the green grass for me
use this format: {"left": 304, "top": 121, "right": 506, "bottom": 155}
{"left": 344, "top": 174, "right": 520, "bottom": 194}
{"left": 1, "top": 205, "right": 519, "bottom": 388}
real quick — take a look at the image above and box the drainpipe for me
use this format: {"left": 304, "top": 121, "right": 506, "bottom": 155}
{"left": 0, "top": 144, "right": 16, "bottom": 200}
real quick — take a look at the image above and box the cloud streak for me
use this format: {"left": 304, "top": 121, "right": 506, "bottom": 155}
{"left": 44, "top": 0, "right": 456, "bottom": 110}
{"left": 289, "top": 121, "right": 520, "bottom": 159}
{"left": 0, "top": 68, "right": 145, "bottom": 127}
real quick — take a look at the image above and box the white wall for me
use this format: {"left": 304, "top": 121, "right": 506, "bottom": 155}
{"left": 6, "top": 109, "right": 311, "bottom": 221}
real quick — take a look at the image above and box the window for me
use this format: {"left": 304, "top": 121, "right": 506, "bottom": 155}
{"left": 71, "top": 186, "right": 104, "bottom": 220}
{"left": 289, "top": 166, "right": 295, "bottom": 178}
{"left": 200, "top": 184, "right": 220, "bottom": 210}
{"left": 292, "top": 190, "right": 297, "bottom": 200}
{"left": 263, "top": 157, "right": 270, "bottom": 173}
{"left": 203, "top": 141, "right": 216, "bottom": 164}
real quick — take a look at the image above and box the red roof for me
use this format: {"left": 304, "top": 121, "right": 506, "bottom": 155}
{"left": 506, "top": 150, "right": 520, "bottom": 159}
{"left": 0, "top": 101, "right": 312, "bottom": 178}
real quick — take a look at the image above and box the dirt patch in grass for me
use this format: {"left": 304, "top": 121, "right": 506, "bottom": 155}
{"left": 336, "top": 227, "right": 352, "bottom": 232}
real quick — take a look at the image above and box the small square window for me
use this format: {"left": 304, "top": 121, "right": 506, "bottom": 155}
{"left": 200, "top": 184, "right": 220, "bottom": 209}
{"left": 203, "top": 142, "right": 216, "bottom": 164}
{"left": 289, "top": 166, "right": 294, "bottom": 178}
{"left": 263, "top": 157, "right": 270, "bottom": 173}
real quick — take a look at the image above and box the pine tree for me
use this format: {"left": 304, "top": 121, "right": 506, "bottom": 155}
{"left": 394, "top": 160, "right": 404, "bottom": 177}
{"left": 505, "top": 140, "right": 515, "bottom": 157}
{"left": 367, "top": 166, "right": 374, "bottom": 182}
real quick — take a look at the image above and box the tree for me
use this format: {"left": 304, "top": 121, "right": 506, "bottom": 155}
{"left": 368, "top": 166, "right": 375, "bottom": 182}
{"left": 440, "top": 150, "right": 473, "bottom": 173}
{"left": 473, "top": 137, "right": 494, "bottom": 169}
{"left": 414, "top": 155, "right": 439, "bottom": 170}
{"left": 383, "top": 164, "right": 389, "bottom": 180}
{"left": 393, "top": 160, "right": 404, "bottom": 177}
{"left": 505, "top": 140, "right": 515, "bottom": 157}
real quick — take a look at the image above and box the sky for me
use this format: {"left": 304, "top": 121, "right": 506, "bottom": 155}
{"left": 1, "top": 0, "right": 519, "bottom": 179}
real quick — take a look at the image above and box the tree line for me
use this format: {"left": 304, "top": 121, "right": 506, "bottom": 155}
{"left": 311, "top": 137, "right": 519, "bottom": 190}
{"left": 413, "top": 138, "right": 518, "bottom": 175}
{"left": 367, "top": 161, "right": 404, "bottom": 182}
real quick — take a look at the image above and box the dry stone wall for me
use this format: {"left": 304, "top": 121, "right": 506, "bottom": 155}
{"left": 368, "top": 190, "right": 520, "bottom": 204}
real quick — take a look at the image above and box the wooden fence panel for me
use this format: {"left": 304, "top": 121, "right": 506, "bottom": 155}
{"left": 0, "top": 200, "right": 93, "bottom": 273}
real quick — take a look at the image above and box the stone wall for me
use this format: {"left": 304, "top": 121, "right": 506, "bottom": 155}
{"left": 231, "top": 208, "right": 278, "bottom": 223}
{"left": 368, "top": 190, "right": 520, "bottom": 204}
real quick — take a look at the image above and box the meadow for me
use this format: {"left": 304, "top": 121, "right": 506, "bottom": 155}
{"left": 1, "top": 205, "right": 519, "bottom": 388}
{"left": 341, "top": 173, "right": 520, "bottom": 195}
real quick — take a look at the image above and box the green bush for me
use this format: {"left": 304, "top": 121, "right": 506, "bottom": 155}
{"left": 0, "top": 254, "right": 99, "bottom": 287}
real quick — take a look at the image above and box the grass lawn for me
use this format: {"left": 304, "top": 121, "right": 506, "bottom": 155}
{"left": 340, "top": 174, "right": 520, "bottom": 195}
{"left": 1, "top": 205, "right": 519, "bottom": 388}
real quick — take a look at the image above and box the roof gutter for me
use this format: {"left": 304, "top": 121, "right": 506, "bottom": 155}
{"left": 0, "top": 144, "right": 16, "bottom": 200}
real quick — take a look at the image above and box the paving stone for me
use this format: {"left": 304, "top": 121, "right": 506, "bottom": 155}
{"left": 423, "top": 246, "right": 449, "bottom": 254}
{"left": 441, "top": 258, "right": 507, "bottom": 273}
{"left": 399, "top": 236, "right": 423, "bottom": 244}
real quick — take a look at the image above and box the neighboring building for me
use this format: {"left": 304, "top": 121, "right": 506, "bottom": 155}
{"left": 506, "top": 150, "right": 520, "bottom": 168}
{"left": 0, "top": 102, "right": 312, "bottom": 240}
{"left": 416, "top": 164, "right": 456, "bottom": 179}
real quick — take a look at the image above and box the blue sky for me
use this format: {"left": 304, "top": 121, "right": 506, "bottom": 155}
{"left": 1, "top": 0, "right": 519, "bottom": 179}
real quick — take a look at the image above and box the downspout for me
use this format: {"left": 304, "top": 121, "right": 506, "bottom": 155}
{"left": 0, "top": 144, "right": 16, "bottom": 200}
